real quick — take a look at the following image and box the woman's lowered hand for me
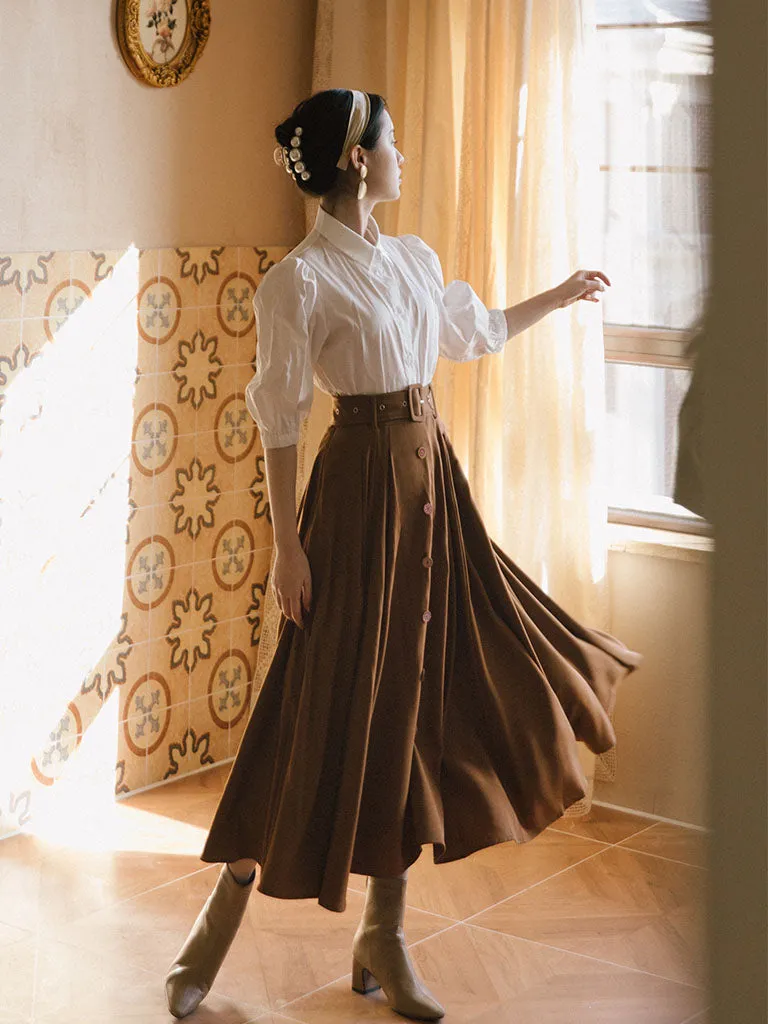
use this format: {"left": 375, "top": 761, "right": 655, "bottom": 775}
{"left": 272, "top": 541, "right": 313, "bottom": 629}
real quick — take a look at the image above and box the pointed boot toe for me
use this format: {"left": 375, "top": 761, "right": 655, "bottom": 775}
{"left": 165, "top": 971, "right": 206, "bottom": 1019}
{"left": 351, "top": 943, "right": 445, "bottom": 1020}
{"left": 164, "top": 863, "right": 255, "bottom": 1018}
{"left": 351, "top": 873, "right": 445, "bottom": 1021}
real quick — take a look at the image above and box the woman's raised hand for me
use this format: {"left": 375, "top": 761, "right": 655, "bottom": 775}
{"left": 271, "top": 542, "right": 313, "bottom": 629}
{"left": 554, "top": 270, "right": 610, "bottom": 308}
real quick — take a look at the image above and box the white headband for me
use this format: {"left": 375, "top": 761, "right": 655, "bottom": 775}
{"left": 336, "top": 90, "right": 371, "bottom": 170}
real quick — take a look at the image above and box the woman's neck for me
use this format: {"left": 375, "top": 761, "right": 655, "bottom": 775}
{"left": 320, "top": 195, "right": 377, "bottom": 238}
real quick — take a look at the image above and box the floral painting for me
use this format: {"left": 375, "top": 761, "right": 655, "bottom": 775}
{"left": 117, "top": 0, "right": 210, "bottom": 87}
{"left": 140, "top": 0, "right": 188, "bottom": 66}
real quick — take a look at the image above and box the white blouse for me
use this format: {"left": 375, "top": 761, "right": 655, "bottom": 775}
{"left": 245, "top": 204, "right": 508, "bottom": 449}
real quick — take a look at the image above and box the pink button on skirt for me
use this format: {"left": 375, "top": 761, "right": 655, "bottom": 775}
{"left": 199, "top": 383, "right": 644, "bottom": 914}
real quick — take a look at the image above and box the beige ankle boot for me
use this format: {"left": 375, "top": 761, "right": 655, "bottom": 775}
{"left": 165, "top": 863, "right": 255, "bottom": 1018}
{"left": 351, "top": 870, "right": 445, "bottom": 1020}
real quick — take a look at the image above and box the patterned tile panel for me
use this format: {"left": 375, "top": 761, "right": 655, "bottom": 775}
{"left": 0, "top": 244, "right": 280, "bottom": 838}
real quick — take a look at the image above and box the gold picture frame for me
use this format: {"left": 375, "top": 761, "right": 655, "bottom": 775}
{"left": 116, "top": 0, "right": 211, "bottom": 88}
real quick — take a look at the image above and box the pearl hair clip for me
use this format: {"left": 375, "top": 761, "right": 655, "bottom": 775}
{"left": 273, "top": 125, "right": 311, "bottom": 181}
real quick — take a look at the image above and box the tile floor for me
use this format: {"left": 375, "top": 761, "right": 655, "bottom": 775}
{"left": 0, "top": 763, "right": 709, "bottom": 1023}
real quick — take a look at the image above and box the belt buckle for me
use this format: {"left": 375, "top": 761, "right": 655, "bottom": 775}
{"left": 408, "top": 383, "right": 425, "bottom": 422}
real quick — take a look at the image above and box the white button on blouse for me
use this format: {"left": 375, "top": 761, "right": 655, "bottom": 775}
{"left": 245, "top": 204, "right": 508, "bottom": 449}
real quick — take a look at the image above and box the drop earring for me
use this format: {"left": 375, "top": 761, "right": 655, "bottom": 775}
{"left": 357, "top": 165, "right": 368, "bottom": 200}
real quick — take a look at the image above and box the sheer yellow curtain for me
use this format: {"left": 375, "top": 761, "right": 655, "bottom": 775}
{"left": 256, "top": 0, "right": 619, "bottom": 797}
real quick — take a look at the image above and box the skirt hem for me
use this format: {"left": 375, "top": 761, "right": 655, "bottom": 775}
{"left": 198, "top": 776, "right": 590, "bottom": 914}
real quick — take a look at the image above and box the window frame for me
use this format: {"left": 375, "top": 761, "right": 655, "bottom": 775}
{"left": 597, "top": 13, "right": 713, "bottom": 538}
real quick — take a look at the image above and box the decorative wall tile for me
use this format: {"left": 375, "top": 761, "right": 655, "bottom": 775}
{"left": 148, "top": 561, "right": 195, "bottom": 641}
{"left": 194, "top": 429, "right": 233, "bottom": 492}
{"left": 0, "top": 781, "right": 34, "bottom": 838}
{"left": 115, "top": 744, "right": 148, "bottom": 792}
{"left": 82, "top": 620, "right": 137, "bottom": 704}
{"left": 191, "top": 554, "right": 232, "bottom": 626}
{"left": 204, "top": 489, "right": 251, "bottom": 540}
{"left": 189, "top": 695, "right": 230, "bottom": 763}
{"left": 116, "top": 639, "right": 151, "bottom": 718}
{"left": 19, "top": 315, "right": 50, "bottom": 359}
{"left": 228, "top": 690, "right": 252, "bottom": 756}
{"left": 147, "top": 636, "right": 191, "bottom": 708}
{"left": 125, "top": 503, "right": 153, "bottom": 553}
{"left": 216, "top": 271, "right": 256, "bottom": 339}
{"left": 212, "top": 673, "right": 252, "bottom": 739}
{"left": 229, "top": 615, "right": 260, "bottom": 684}
{"left": 165, "top": 586, "right": 220, "bottom": 674}
{"left": 127, "top": 445, "right": 156, "bottom": 511}
{"left": 157, "top": 432, "right": 197, "bottom": 508}
{"left": 157, "top": 304, "right": 196, "bottom": 375}
{"left": 0, "top": 325, "right": 39, "bottom": 446}
{"left": 197, "top": 304, "right": 232, "bottom": 370}
{"left": 0, "top": 254, "right": 28, "bottom": 319}
{"left": 121, "top": 573, "right": 152, "bottom": 646}
{"left": 7, "top": 252, "right": 69, "bottom": 320}
{"left": 2, "top": 240, "right": 281, "bottom": 822}
{"left": 194, "top": 369, "right": 237, "bottom": 437}
{"left": 131, "top": 366, "right": 158, "bottom": 419}
{"left": 154, "top": 499, "right": 199, "bottom": 568}
{"left": 165, "top": 246, "right": 240, "bottom": 309}
{"left": 239, "top": 321, "right": 258, "bottom": 368}
{"left": 137, "top": 249, "right": 160, "bottom": 302}
{"left": 42, "top": 278, "right": 92, "bottom": 337}
{"left": 158, "top": 247, "right": 197, "bottom": 310}
{"left": 238, "top": 245, "right": 290, "bottom": 282}
{"left": 159, "top": 703, "right": 221, "bottom": 778}
{"left": 170, "top": 319, "right": 223, "bottom": 414}
{"left": 214, "top": 393, "right": 257, "bottom": 472}
{"left": 189, "top": 618, "right": 231, "bottom": 704}
{"left": 246, "top": 546, "right": 273, "bottom": 628}
{"left": 69, "top": 249, "right": 122, "bottom": 292}
{"left": 138, "top": 278, "right": 181, "bottom": 358}
{"left": 0, "top": 317, "right": 21, "bottom": 358}
{"left": 145, "top": 700, "right": 192, "bottom": 783}
{"left": 29, "top": 700, "right": 84, "bottom": 786}
{"left": 135, "top": 326, "right": 159, "bottom": 377}
{"left": 130, "top": 401, "right": 183, "bottom": 509}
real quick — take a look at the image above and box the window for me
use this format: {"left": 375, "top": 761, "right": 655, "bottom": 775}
{"left": 596, "top": 0, "right": 712, "bottom": 535}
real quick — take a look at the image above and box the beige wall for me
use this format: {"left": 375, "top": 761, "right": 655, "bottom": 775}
{"left": 598, "top": 547, "right": 711, "bottom": 829}
{"left": 0, "top": 0, "right": 316, "bottom": 252}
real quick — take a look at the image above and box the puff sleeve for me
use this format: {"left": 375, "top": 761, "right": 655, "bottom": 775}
{"left": 401, "top": 233, "right": 508, "bottom": 362}
{"left": 245, "top": 256, "right": 318, "bottom": 449}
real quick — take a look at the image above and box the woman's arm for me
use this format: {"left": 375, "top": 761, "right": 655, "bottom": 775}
{"left": 263, "top": 443, "right": 312, "bottom": 629}
{"left": 264, "top": 444, "right": 301, "bottom": 552}
{"left": 501, "top": 270, "right": 610, "bottom": 340}
{"left": 501, "top": 289, "right": 561, "bottom": 340}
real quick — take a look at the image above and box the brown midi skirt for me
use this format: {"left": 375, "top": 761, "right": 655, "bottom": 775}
{"left": 199, "top": 381, "right": 643, "bottom": 913}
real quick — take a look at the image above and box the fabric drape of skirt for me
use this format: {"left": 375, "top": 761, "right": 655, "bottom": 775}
{"left": 199, "top": 382, "right": 643, "bottom": 913}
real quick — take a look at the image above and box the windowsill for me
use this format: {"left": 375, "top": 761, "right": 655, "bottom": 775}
{"left": 607, "top": 521, "right": 713, "bottom": 563}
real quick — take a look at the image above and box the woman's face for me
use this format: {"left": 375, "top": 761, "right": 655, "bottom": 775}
{"left": 360, "top": 108, "right": 404, "bottom": 202}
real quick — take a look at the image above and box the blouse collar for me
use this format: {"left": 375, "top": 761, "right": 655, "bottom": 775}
{"left": 314, "top": 204, "right": 382, "bottom": 268}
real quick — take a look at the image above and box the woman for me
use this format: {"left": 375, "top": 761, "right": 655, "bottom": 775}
{"left": 165, "top": 88, "right": 643, "bottom": 1021}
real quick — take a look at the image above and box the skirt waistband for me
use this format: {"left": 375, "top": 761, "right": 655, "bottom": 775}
{"left": 331, "top": 383, "right": 437, "bottom": 427}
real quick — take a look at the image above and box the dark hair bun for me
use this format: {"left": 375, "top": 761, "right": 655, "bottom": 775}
{"left": 275, "top": 89, "right": 387, "bottom": 197}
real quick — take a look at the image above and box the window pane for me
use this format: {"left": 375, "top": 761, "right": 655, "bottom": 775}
{"left": 597, "top": 24, "right": 713, "bottom": 330}
{"left": 605, "top": 360, "right": 703, "bottom": 518}
{"left": 595, "top": 0, "right": 710, "bottom": 26}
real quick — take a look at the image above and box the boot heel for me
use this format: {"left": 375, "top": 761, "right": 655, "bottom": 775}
{"left": 351, "top": 956, "right": 381, "bottom": 994}
{"left": 351, "top": 874, "right": 446, "bottom": 1019}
